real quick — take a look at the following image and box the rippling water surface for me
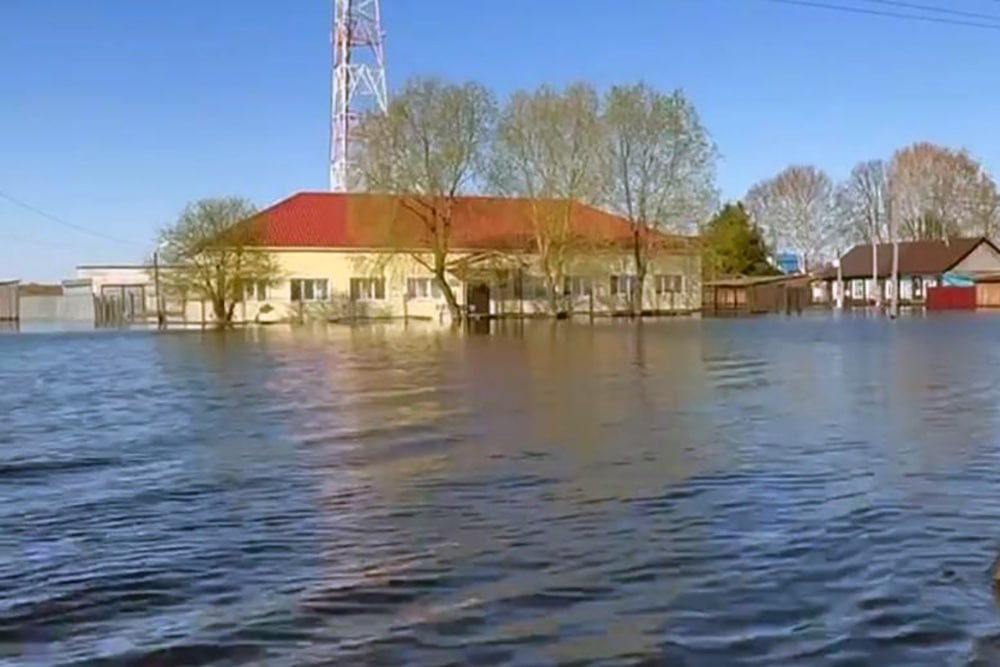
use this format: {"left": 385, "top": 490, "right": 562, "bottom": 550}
{"left": 5, "top": 315, "right": 1000, "bottom": 666}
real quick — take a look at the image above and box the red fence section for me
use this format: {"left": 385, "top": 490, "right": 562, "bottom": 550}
{"left": 926, "top": 286, "right": 976, "bottom": 310}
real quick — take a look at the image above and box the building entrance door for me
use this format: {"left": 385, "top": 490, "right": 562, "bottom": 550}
{"left": 467, "top": 282, "right": 491, "bottom": 319}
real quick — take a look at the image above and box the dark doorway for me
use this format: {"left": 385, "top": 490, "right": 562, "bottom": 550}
{"left": 467, "top": 282, "right": 491, "bottom": 319}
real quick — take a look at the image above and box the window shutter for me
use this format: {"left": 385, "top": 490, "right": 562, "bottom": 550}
{"left": 375, "top": 278, "right": 385, "bottom": 300}
{"left": 610, "top": 275, "right": 619, "bottom": 295}
{"left": 291, "top": 280, "right": 301, "bottom": 302}
{"left": 350, "top": 279, "right": 359, "bottom": 301}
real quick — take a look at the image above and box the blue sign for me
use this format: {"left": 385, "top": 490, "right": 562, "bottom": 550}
{"left": 774, "top": 252, "right": 801, "bottom": 274}
{"left": 942, "top": 272, "right": 975, "bottom": 287}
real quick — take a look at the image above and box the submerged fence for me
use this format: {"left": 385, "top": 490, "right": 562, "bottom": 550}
{"left": 0, "top": 282, "right": 18, "bottom": 321}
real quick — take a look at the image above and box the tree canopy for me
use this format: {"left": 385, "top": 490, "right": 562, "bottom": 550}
{"left": 702, "top": 203, "right": 777, "bottom": 279}
{"left": 889, "top": 142, "right": 998, "bottom": 241}
{"left": 745, "top": 165, "right": 837, "bottom": 272}
{"left": 157, "top": 197, "right": 280, "bottom": 326}
{"left": 356, "top": 77, "right": 497, "bottom": 321}
{"left": 603, "top": 83, "right": 717, "bottom": 313}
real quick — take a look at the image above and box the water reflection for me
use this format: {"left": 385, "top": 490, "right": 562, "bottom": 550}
{"left": 5, "top": 316, "right": 1000, "bottom": 665}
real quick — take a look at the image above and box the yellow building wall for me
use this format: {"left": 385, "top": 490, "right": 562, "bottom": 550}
{"left": 164, "top": 247, "right": 702, "bottom": 325}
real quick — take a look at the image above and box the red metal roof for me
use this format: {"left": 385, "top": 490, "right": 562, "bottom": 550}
{"left": 827, "top": 237, "right": 998, "bottom": 279}
{"left": 247, "top": 192, "right": 694, "bottom": 252}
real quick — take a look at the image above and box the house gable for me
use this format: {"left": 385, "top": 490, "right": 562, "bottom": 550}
{"left": 949, "top": 239, "right": 1000, "bottom": 274}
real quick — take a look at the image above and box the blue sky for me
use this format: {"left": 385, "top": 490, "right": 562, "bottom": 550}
{"left": 4, "top": 0, "right": 1000, "bottom": 280}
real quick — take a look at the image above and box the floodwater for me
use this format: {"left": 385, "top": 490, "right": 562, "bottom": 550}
{"left": 5, "top": 314, "right": 1000, "bottom": 666}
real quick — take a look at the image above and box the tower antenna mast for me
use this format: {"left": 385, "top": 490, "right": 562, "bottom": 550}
{"left": 330, "top": 0, "right": 388, "bottom": 192}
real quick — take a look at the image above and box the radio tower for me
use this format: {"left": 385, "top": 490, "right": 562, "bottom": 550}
{"left": 329, "top": 0, "right": 388, "bottom": 192}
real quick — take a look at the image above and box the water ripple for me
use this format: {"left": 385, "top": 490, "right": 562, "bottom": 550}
{"left": 4, "top": 318, "right": 1000, "bottom": 665}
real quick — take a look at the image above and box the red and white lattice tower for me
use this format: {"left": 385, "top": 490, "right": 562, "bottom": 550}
{"left": 329, "top": 0, "right": 388, "bottom": 192}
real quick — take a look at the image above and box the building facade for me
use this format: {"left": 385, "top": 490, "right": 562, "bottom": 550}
{"left": 819, "top": 237, "right": 1000, "bottom": 306}
{"left": 238, "top": 193, "right": 702, "bottom": 324}
{"left": 76, "top": 193, "right": 704, "bottom": 326}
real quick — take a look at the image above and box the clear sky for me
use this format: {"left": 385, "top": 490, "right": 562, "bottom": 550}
{"left": 4, "top": 0, "right": 1000, "bottom": 280}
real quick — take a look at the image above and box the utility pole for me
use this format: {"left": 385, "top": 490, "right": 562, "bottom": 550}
{"left": 330, "top": 0, "right": 388, "bottom": 192}
{"left": 872, "top": 227, "right": 880, "bottom": 310}
{"left": 153, "top": 250, "right": 165, "bottom": 330}
{"left": 835, "top": 255, "right": 844, "bottom": 310}
{"left": 888, "top": 187, "right": 899, "bottom": 319}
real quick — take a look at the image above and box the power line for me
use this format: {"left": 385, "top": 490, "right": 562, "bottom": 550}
{"left": 858, "top": 0, "right": 1000, "bottom": 23}
{"left": 0, "top": 188, "right": 145, "bottom": 247}
{"left": 766, "top": 0, "right": 1000, "bottom": 30}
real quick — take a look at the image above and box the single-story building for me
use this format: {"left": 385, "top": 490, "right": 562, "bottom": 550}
{"left": 215, "top": 192, "right": 702, "bottom": 324}
{"left": 703, "top": 274, "right": 812, "bottom": 316}
{"left": 818, "top": 237, "right": 1000, "bottom": 306}
{"left": 75, "top": 193, "right": 703, "bottom": 326}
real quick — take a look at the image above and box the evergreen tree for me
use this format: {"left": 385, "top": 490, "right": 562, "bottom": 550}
{"left": 702, "top": 202, "right": 778, "bottom": 279}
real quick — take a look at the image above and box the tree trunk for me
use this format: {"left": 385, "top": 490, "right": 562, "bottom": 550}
{"left": 633, "top": 265, "right": 647, "bottom": 318}
{"left": 211, "top": 297, "right": 230, "bottom": 328}
{"left": 544, "top": 273, "right": 560, "bottom": 316}
{"left": 631, "top": 227, "right": 645, "bottom": 317}
{"left": 434, "top": 264, "right": 462, "bottom": 324}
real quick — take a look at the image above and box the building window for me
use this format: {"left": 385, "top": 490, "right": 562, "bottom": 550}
{"left": 101, "top": 284, "right": 146, "bottom": 317}
{"left": 655, "top": 274, "right": 683, "bottom": 294}
{"left": 290, "top": 278, "right": 329, "bottom": 302}
{"left": 563, "top": 276, "right": 592, "bottom": 297}
{"left": 243, "top": 280, "right": 268, "bottom": 301}
{"left": 350, "top": 277, "right": 386, "bottom": 301}
{"left": 406, "top": 277, "right": 441, "bottom": 299}
{"left": 610, "top": 274, "right": 639, "bottom": 297}
{"left": 913, "top": 276, "right": 924, "bottom": 298}
{"left": 520, "top": 275, "right": 548, "bottom": 300}
{"left": 850, "top": 280, "right": 864, "bottom": 300}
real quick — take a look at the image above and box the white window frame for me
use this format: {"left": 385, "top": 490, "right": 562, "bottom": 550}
{"left": 244, "top": 280, "right": 269, "bottom": 302}
{"left": 610, "top": 274, "right": 639, "bottom": 297}
{"left": 655, "top": 274, "right": 683, "bottom": 295}
{"left": 563, "top": 276, "right": 593, "bottom": 298}
{"left": 290, "top": 278, "right": 329, "bottom": 302}
{"left": 520, "top": 275, "right": 548, "bottom": 301}
{"left": 406, "top": 277, "right": 441, "bottom": 300}
{"left": 350, "top": 277, "right": 386, "bottom": 301}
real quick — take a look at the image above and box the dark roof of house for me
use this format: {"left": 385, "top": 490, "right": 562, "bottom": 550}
{"left": 824, "top": 237, "right": 997, "bottom": 279}
{"left": 244, "top": 192, "right": 697, "bottom": 253}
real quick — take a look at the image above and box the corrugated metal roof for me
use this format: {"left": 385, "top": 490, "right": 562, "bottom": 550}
{"left": 244, "top": 192, "right": 697, "bottom": 252}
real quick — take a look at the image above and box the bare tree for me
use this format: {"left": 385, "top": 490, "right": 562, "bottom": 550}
{"left": 837, "top": 160, "right": 889, "bottom": 245}
{"left": 356, "top": 77, "right": 497, "bottom": 322}
{"left": 157, "top": 197, "right": 281, "bottom": 326}
{"left": 603, "top": 83, "right": 717, "bottom": 315}
{"left": 889, "top": 142, "right": 999, "bottom": 241}
{"left": 745, "top": 165, "right": 838, "bottom": 272}
{"left": 490, "top": 82, "right": 607, "bottom": 314}
{"left": 836, "top": 160, "right": 890, "bottom": 305}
